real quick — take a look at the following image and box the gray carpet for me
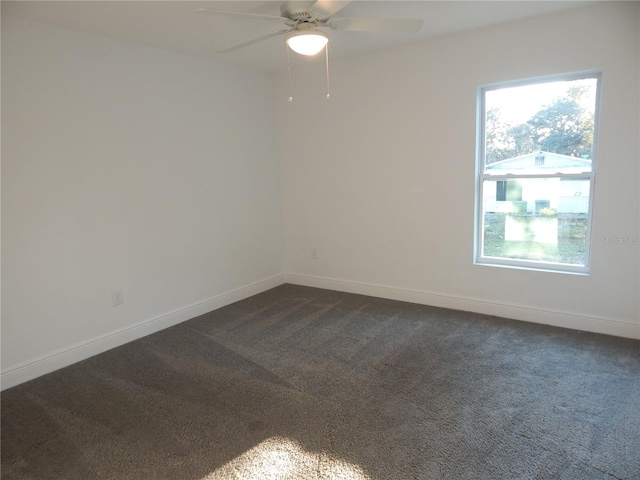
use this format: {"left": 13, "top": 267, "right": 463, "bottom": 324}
{"left": 2, "top": 284, "right": 639, "bottom": 480}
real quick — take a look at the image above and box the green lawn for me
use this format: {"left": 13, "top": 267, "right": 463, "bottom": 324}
{"left": 483, "top": 213, "right": 587, "bottom": 265}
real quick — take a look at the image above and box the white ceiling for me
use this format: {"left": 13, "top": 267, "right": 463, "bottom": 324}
{"left": 2, "top": 1, "right": 600, "bottom": 73}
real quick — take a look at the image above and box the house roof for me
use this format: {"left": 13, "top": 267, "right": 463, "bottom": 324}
{"left": 486, "top": 151, "right": 591, "bottom": 174}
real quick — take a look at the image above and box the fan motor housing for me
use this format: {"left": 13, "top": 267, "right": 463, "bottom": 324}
{"left": 280, "top": 1, "right": 318, "bottom": 22}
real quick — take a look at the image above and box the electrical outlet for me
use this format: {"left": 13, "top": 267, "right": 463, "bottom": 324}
{"left": 112, "top": 289, "right": 124, "bottom": 306}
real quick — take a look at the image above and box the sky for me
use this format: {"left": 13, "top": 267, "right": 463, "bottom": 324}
{"left": 485, "top": 77, "right": 597, "bottom": 125}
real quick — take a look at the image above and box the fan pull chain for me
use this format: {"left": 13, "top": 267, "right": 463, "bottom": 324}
{"left": 286, "top": 43, "right": 293, "bottom": 102}
{"left": 325, "top": 43, "right": 330, "bottom": 99}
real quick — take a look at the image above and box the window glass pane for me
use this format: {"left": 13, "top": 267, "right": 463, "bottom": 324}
{"left": 481, "top": 178, "right": 590, "bottom": 266}
{"left": 484, "top": 78, "right": 597, "bottom": 173}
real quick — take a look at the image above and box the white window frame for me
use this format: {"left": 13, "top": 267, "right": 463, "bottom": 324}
{"left": 474, "top": 71, "right": 601, "bottom": 274}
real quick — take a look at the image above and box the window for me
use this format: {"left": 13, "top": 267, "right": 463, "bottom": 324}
{"left": 475, "top": 72, "right": 600, "bottom": 273}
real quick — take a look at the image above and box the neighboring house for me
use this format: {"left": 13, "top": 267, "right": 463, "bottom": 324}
{"left": 484, "top": 151, "right": 591, "bottom": 214}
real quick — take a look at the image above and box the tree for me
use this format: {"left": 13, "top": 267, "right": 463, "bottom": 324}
{"left": 507, "top": 123, "right": 534, "bottom": 157}
{"left": 485, "top": 85, "right": 595, "bottom": 163}
{"left": 485, "top": 107, "right": 513, "bottom": 164}
{"left": 527, "top": 86, "right": 594, "bottom": 158}
{"left": 485, "top": 110, "right": 536, "bottom": 164}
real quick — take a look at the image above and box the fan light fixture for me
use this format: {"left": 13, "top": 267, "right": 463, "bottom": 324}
{"left": 285, "top": 30, "right": 328, "bottom": 56}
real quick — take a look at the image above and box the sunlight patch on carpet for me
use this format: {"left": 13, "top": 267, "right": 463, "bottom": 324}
{"left": 199, "top": 436, "right": 371, "bottom": 480}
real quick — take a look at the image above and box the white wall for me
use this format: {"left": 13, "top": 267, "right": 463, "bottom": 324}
{"left": 2, "top": 17, "right": 285, "bottom": 387}
{"left": 277, "top": 2, "right": 640, "bottom": 338}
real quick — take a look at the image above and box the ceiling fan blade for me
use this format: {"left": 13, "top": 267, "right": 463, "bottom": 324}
{"left": 217, "top": 29, "right": 291, "bottom": 53}
{"left": 311, "top": 0, "right": 352, "bottom": 19}
{"left": 194, "top": 8, "right": 289, "bottom": 23}
{"left": 330, "top": 17, "right": 423, "bottom": 33}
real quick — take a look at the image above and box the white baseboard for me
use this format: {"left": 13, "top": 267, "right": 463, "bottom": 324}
{"left": 4, "top": 272, "right": 636, "bottom": 391}
{"left": 1, "top": 274, "right": 287, "bottom": 391}
{"left": 285, "top": 273, "right": 640, "bottom": 340}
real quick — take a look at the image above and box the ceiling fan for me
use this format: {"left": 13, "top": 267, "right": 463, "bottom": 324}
{"left": 195, "top": 1, "right": 423, "bottom": 100}
{"left": 194, "top": 1, "right": 424, "bottom": 55}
